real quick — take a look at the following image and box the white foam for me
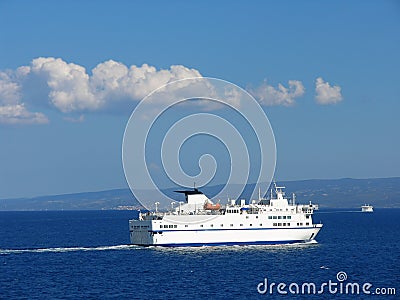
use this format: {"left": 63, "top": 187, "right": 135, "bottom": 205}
{"left": 0, "top": 244, "right": 140, "bottom": 255}
{"left": 154, "top": 241, "right": 319, "bottom": 253}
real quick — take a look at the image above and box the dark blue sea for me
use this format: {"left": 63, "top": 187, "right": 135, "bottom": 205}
{"left": 1, "top": 209, "right": 399, "bottom": 299}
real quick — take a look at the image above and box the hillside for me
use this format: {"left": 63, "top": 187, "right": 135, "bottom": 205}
{"left": 1, "top": 177, "right": 399, "bottom": 210}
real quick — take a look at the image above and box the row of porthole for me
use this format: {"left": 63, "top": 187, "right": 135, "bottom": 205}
{"left": 157, "top": 222, "right": 309, "bottom": 229}
{"left": 160, "top": 224, "right": 178, "bottom": 229}
{"left": 268, "top": 215, "right": 292, "bottom": 220}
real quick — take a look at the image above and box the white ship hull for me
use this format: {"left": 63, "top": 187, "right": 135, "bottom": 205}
{"left": 130, "top": 223, "right": 322, "bottom": 247}
{"left": 130, "top": 208, "right": 323, "bottom": 246}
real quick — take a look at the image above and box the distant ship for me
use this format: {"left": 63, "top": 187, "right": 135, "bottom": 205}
{"left": 361, "top": 204, "right": 374, "bottom": 213}
{"left": 129, "top": 183, "right": 323, "bottom": 247}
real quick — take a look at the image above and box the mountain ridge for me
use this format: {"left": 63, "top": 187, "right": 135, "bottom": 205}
{"left": 1, "top": 177, "right": 399, "bottom": 210}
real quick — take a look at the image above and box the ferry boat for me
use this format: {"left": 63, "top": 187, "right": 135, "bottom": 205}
{"left": 361, "top": 204, "right": 374, "bottom": 213}
{"left": 129, "top": 183, "right": 323, "bottom": 247}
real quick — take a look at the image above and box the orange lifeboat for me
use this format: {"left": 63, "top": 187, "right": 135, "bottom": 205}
{"left": 204, "top": 203, "right": 221, "bottom": 210}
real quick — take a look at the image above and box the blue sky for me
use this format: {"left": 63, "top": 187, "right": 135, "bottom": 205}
{"left": 0, "top": 1, "right": 399, "bottom": 199}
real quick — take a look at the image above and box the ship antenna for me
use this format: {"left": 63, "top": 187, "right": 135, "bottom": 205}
{"left": 258, "top": 186, "right": 261, "bottom": 201}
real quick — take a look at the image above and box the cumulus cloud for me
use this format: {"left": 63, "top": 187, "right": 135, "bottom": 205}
{"left": 90, "top": 60, "right": 204, "bottom": 107}
{"left": 30, "top": 57, "right": 204, "bottom": 112}
{"left": 0, "top": 71, "right": 49, "bottom": 125}
{"left": 0, "top": 71, "right": 21, "bottom": 105}
{"left": 0, "top": 57, "right": 205, "bottom": 124}
{"left": 0, "top": 57, "right": 341, "bottom": 125}
{"left": 315, "top": 77, "right": 343, "bottom": 105}
{"left": 247, "top": 80, "right": 305, "bottom": 106}
{"left": 0, "top": 104, "right": 48, "bottom": 125}
{"left": 29, "top": 57, "right": 99, "bottom": 112}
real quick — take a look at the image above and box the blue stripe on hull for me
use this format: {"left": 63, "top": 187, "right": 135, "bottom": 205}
{"left": 135, "top": 240, "right": 308, "bottom": 247}
{"left": 152, "top": 226, "right": 319, "bottom": 233}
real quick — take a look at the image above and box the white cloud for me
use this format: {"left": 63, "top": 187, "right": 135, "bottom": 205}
{"left": 248, "top": 80, "right": 305, "bottom": 106}
{"left": 29, "top": 57, "right": 100, "bottom": 112}
{"left": 0, "top": 71, "right": 48, "bottom": 125}
{"left": 90, "top": 60, "right": 203, "bottom": 105}
{"left": 0, "top": 71, "right": 21, "bottom": 105}
{"left": 15, "top": 57, "right": 204, "bottom": 113}
{"left": 0, "top": 104, "right": 48, "bottom": 125}
{"left": 315, "top": 77, "right": 343, "bottom": 105}
{"left": 0, "top": 57, "right": 343, "bottom": 125}
{"left": 0, "top": 57, "right": 207, "bottom": 124}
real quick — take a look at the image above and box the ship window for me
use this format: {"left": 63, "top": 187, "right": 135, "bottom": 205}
{"left": 278, "top": 223, "right": 282, "bottom": 226}
{"left": 169, "top": 225, "right": 173, "bottom": 228}
{"left": 260, "top": 223, "right": 262, "bottom": 226}
{"left": 230, "top": 224, "right": 233, "bottom": 227}
{"left": 273, "top": 216, "right": 277, "bottom": 219}
{"left": 278, "top": 216, "right": 282, "bottom": 219}
{"left": 160, "top": 225, "right": 163, "bottom": 228}
{"left": 306, "top": 222, "right": 309, "bottom": 225}
{"left": 306, "top": 215, "right": 310, "bottom": 219}
{"left": 287, "top": 223, "right": 290, "bottom": 226}
{"left": 273, "top": 223, "right": 277, "bottom": 226}
{"left": 185, "top": 225, "right": 188, "bottom": 227}
{"left": 210, "top": 224, "right": 213, "bottom": 227}
{"left": 220, "top": 224, "right": 223, "bottom": 227}
{"left": 268, "top": 216, "right": 272, "bottom": 219}
{"left": 246, "top": 216, "right": 249, "bottom": 219}
{"left": 240, "top": 224, "right": 243, "bottom": 226}
{"left": 283, "top": 223, "right": 286, "bottom": 226}
{"left": 256, "top": 216, "right": 258, "bottom": 219}
{"left": 283, "top": 216, "right": 287, "bottom": 219}
{"left": 200, "top": 225, "right": 203, "bottom": 227}
{"left": 250, "top": 224, "right": 252, "bottom": 226}
{"left": 287, "top": 216, "right": 291, "bottom": 219}
{"left": 174, "top": 225, "right": 177, "bottom": 228}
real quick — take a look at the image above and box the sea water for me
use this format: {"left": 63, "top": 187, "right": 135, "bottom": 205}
{"left": 1, "top": 209, "right": 399, "bottom": 299}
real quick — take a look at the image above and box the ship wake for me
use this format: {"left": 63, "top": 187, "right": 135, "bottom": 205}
{"left": 0, "top": 244, "right": 140, "bottom": 255}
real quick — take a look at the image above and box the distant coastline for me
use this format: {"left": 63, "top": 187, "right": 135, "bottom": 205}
{"left": 1, "top": 177, "right": 399, "bottom": 211}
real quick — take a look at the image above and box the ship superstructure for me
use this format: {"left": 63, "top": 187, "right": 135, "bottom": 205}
{"left": 129, "top": 183, "right": 323, "bottom": 247}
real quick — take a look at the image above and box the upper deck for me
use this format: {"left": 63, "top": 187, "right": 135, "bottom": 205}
{"left": 139, "top": 182, "right": 319, "bottom": 221}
